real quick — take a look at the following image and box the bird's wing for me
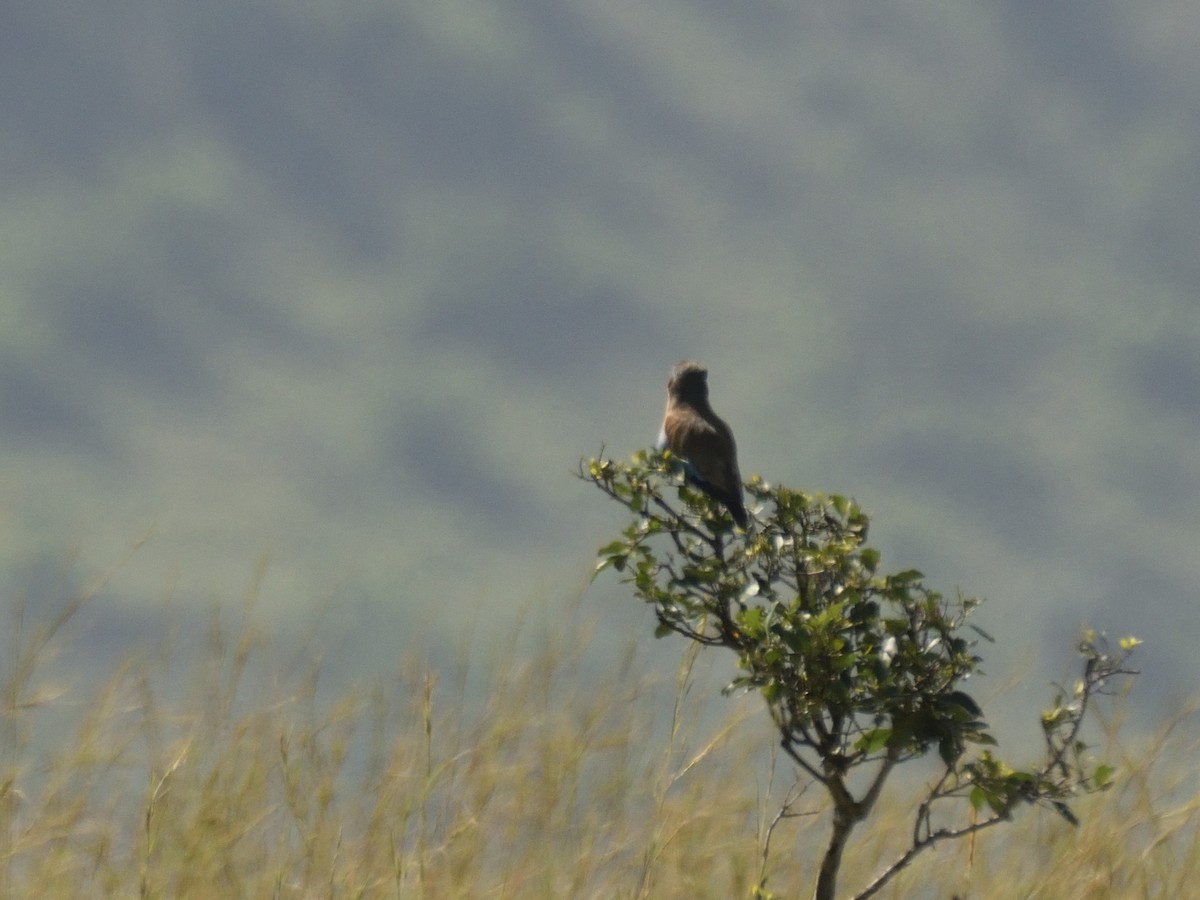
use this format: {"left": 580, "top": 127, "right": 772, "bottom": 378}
{"left": 664, "top": 411, "right": 734, "bottom": 492}
{"left": 664, "top": 408, "right": 747, "bottom": 525}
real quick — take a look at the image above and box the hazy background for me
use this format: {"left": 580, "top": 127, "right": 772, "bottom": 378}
{"left": 3, "top": 0, "right": 1198, "bottom": 743}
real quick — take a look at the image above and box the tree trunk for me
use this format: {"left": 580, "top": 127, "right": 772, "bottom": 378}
{"left": 814, "top": 804, "right": 858, "bottom": 900}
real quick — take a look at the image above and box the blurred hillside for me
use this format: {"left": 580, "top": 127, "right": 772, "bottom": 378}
{"left": 2, "top": 1, "right": 1198, "bottom": 732}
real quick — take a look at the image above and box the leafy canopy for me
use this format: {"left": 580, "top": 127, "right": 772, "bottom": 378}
{"left": 582, "top": 449, "right": 1138, "bottom": 900}
{"left": 589, "top": 449, "right": 993, "bottom": 769}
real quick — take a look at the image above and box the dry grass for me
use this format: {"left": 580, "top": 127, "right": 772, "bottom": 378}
{"left": 1, "top": 566, "right": 1196, "bottom": 899}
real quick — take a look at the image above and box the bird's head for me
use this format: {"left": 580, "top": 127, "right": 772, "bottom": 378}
{"left": 667, "top": 360, "right": 709, "bottom": 405}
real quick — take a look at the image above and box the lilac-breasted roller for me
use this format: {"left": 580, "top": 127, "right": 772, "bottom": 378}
{"left": 656, "top": 360, "right": 748, "bottom": 528}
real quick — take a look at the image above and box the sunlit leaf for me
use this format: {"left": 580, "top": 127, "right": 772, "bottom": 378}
{"left": 854, "top": 728, "right": 892, "bottom": 754}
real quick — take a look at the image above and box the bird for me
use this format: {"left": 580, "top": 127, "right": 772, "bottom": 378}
{"left": 656, "top": 360, "right": 748, "bottom": 528}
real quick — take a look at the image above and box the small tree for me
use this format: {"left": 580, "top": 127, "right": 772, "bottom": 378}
{"left": 581, "top": 450, "right": 1138, "bottom": 900}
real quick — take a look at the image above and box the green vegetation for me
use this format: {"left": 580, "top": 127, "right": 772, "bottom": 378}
{"left": 582, "top": 450, "right": 1157, "bottom": 899}
{"left": 0, "top": 533, "right": 1193, "bottom": 898}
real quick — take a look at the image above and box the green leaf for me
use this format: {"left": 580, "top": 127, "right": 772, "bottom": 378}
{"left": 968, "top": 785, "right": 986, "bottom": 811}
{"left": 938, "top": 735, "right": 961, "bottom": 765}
{"left": 984, "top": 790, "right": 1007, "bottom": 815}
{"left": 855, "top": 728, "right": 892, "bottom": 754}
{"left": 654, "top": 622, "right": 673, "bottom": 639}
{"left": 942, "top": 690, "right": 983, "bottom": 718}
{"left": 739, "top": 606, "right": 765, "bottom": 635}
{"left": 592, "top": 554, "right": 626, "bottom": 578}
{"left": 849, "top": 600, "right": 880, "bottom": 623}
